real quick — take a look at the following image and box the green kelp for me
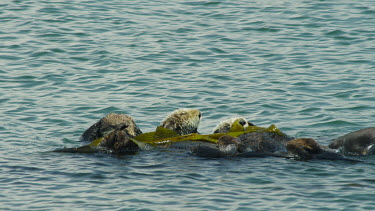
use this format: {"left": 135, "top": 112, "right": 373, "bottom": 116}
{"left": 132, "top": 122, "right": 285, "bottom": 147}
{"left": 53, "top": 137, "right": 104, "bottom": 153}
{"left": 217, "top": 124, "right": 283, "bottom": 138}
{"left": 54, "top": 122, "right": 286, "bottom": 154}
{"left": 228, "top": 119, "right": 245, "bottom": 132}
{"left": 88, "top": 137, "right": 104, "bottom": 147}
{"left": 133, "top": 126, "right": 218, "bottom": 145}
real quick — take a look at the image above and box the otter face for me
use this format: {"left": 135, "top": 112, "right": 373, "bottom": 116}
{"left": 80, "top": 113, "right": 143, "bottom": 142}
{"left": 213, "top": 117, "right": 251, "bottom": 133}
{"left": 159, "top": 108, "right": 202, "bottom": 135}
{"left": 286, "top": 138, "right": 322, "bottom": 160}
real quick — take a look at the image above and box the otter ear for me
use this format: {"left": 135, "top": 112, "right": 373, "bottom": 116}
{"left": 247, "top": 121, "right": 255, "bottom": 126}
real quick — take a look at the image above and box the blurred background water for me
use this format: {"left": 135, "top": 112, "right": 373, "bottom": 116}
{"left": 1, "top": 0, "right": 375, "bottom": 210}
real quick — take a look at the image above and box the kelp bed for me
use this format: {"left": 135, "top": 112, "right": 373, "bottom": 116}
{"left": 55, "top": 121, "right": 284, "bottom": 154}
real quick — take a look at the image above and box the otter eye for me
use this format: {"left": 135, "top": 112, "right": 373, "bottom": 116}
{"left": 198, "top": 112, "right": 202, "bottom": 119}
{"left": 238, "top": 119, "right": 246, "bottom": 126}
{"left": 119, "top": 124, "right": 128, "bottom": 130}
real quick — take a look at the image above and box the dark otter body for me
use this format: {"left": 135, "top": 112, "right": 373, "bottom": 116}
{"left": 191, "top": 131, "right": 293, "bottom": 158}
{"left": 58, "top": 109, "right": 201, "bottom": 154}
{"left": 191, "top": 135, "right": 239, "bottom": 158}
{"left": 236, "top": 131, "right": 292, "bottom": 155}
{"left": 55, "top": 127, "right": 140, "bottom": 154}
{"left": 287, "top": 138, "right": 359, "bottom": 161}
{"left": 329, "top": 127, "right": 375, "bottom": 155}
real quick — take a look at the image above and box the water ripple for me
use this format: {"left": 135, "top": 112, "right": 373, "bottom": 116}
{"left": 1, "top": 0, "right": 375, "bottom": 210}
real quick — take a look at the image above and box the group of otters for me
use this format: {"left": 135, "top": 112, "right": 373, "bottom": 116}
{"left": 56, "top": 108, "right": 375, "bottom": 161}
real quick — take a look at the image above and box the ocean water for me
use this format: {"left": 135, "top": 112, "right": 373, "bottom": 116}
{"left": 1, "top": 0, "right": 375, "bottom": 210}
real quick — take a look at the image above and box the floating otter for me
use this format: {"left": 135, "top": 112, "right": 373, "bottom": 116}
{"left": 286, "top": 138, "right": 322, "bottom": 160}
{"left": 59, "top": 109, "right": 363, "bottom": 162}
{"left": 328, "top": 127, "right": 375, "bottom": 156}
{"left": 191, "top": 128, "right": 293, "bottom": 158}
{"left": 55, "top": 126, "right": 140, "bottom": 154}
{"left": 287, "top": 138, "right": 358, "bottom": 161}
{"left": 236, "top": 130, "right": 292, "bottom": 155}
{"left": 80, "top": 113, "right": 143, "bottom": 142}
{"left": 57, "top": 109, "right": 202, "bottom": 154}
{"left": 212, "top": 117, "right": 253, "bottom": 133}
{"left": 98, "top": 126, "right": 139, "bottom": 153}
{"left": 159, "top": 108, "right": 202, "bottom": 135}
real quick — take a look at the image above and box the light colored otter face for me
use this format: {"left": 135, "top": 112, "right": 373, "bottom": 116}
{"left": 213, "top": 117, "right": 250, "bottom": 133}
{"left": 159, "top": 108, "right": 202, "bottom": 135}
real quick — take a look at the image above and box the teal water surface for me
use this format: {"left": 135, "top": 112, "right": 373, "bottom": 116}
{"left": 1, "top": 0, "right": 375, "bottom": 210}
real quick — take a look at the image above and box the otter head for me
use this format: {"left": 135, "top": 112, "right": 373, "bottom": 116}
{"left": 80, "top": 113, "right": 143, "bottom": 142}
{"left": 286, "top": 138, "right": 322, "bottom": 160}
{"left": 213, "top": 117, "right": 253, "bottom": 133}
{"left": 159, "top": 108, "right": 202, "bottom": 135}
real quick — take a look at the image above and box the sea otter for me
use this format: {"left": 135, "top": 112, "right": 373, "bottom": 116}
{"left": 159, "top": 108, "right": 202, "bottom": 135}
{"left": 328, "top": 127, "right": 375, "bottom": 156}
{"left": 57, "top": 109, "right": 202, "bottom": 154}
{"left": 55, "top": 126, "right": 140, "bottom": 154}
{"left": 287, "top": 138, "right": 358, "bottom": 161}
{"left": 191, "top": 127, "right": 293, "bottom": 158}
{"left": 212, "top": 117, "right": 253, "bottom": 133}
{"left": 80, "top": 113, "right": 143, "bottom": 143}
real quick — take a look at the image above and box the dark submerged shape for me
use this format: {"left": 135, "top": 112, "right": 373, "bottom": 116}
{"left": 328, "top": 127, "right": 375, "bottom": 155}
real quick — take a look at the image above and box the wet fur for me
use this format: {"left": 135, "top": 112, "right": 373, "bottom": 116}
{"left": 159, "top": 108, "right": 202, "bottom": 135}
{"left": 213, "top": 117, "right": 253, "bottom": 133}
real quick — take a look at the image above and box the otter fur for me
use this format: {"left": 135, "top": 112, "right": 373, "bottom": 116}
{"left": 80, "top": 113, "right": 143, "bottom": 142}
{"left": 159, "top": 108, "right": 202, "bottom": 135}
{"left": 213, "top": 117, "right": 253, "bottom": 133}
{"left": 328, "top": 127, "right": 375, "bottom": 155}
{"left": 287, "top": 138, "right": 358, "bottom": 161}
{"left": 191, "top": 135, "right": 239, "bottom": 158}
